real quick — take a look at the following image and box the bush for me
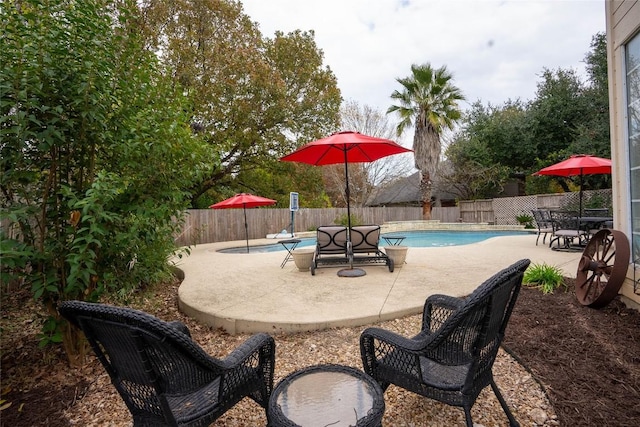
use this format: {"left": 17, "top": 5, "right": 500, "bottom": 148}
{"left": 1, "top": 0, "right": 208, "bottom": 364}
{"left": 516, "top": 213, "right": 534, "bottom": 229}
{"left": 523, "top": 263, "right": 567, "bottom": 294}
{"left": 335, "top": 213, "right": 363, "bottom": 227}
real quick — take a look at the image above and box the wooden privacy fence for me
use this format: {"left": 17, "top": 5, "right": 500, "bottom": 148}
{"left": 174, "top": 189, "right": 612, "bottom": 246}
{"left": 2, "top": 189, "right": 610, "bottom": 246}
{"left": 174, "top": 206, "right": 460, "bottom": 246}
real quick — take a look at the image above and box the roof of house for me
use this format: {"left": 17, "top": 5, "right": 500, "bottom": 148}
{"left": 367, "top": 171, "right": 460, "bottom": 206}
{"left": 367, "top": 172, "right": 421, "bottom": 206}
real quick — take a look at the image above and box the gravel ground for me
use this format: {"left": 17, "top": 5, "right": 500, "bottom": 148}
{"left": 3, "top": 280, "right": 557, "bottom": 427}
{"left": 63, "top": 300, "right": 557, "bottom": 426}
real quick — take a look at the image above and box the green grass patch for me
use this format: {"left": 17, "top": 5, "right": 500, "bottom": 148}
{"left": 523, "top": 263, "right": 567, "bottom": 294}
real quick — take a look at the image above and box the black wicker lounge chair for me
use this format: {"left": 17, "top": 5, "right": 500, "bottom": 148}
{"left": 59, "top": 300, "right": 275, "bottom": 427}
{"left": 360, "top": 259, "right": 530, "bottom": 427}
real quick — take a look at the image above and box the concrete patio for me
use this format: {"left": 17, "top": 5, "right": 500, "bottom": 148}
{"left": 175, "top": 233, "right": 582, "bottom": 334}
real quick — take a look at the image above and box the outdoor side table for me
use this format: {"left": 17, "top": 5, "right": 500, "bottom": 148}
{"left": 278, "top": 239, "right": 301, "bottom": 268}
{"left": 268, "top": 364, "right": 385, "bottom": 427}
{"left": 382, "top": 235, "right": 406, "bottom": 246}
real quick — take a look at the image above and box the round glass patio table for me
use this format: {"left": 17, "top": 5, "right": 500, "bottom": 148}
{"left": 268, "top": 364, "right": 384, "bottom": 427}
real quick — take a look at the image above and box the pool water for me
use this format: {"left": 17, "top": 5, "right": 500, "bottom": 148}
{"left": 397, "top": 230, "right": 526, "bottom": 247}
{"left": 218, "top": 230, "right": 528, "bottom": 253}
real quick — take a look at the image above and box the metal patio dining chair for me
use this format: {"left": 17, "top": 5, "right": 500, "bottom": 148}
{"left": 549, "top": 210, "right": 587, "bottom": 250}
{"left": 531, "top": 209, "right": 554, "bottom": 246}
{"left": 360, "top": 259, "right": 530, "bottom": 427}
{"left": 59, "top": 300, "right": 276, "bottom": 427}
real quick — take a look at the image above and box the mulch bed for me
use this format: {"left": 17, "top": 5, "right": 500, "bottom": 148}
{"left": 1, "top": 280, "right": 639, "bottom": 426}
{"left": 503, "top": 282, "right": 640, "bottom": 426}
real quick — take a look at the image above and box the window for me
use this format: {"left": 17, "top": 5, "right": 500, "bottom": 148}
{"left": 625, "top": 31, "right": 640, "bottom": 270}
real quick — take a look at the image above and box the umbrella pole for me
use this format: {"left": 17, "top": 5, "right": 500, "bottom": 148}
{"left": 243, "top": 205, "right": 249, "bottom": 253}
{"left": 337, "top": 147, "right": 366, "bottom": 277}
{"left": 579, "top": 171, "right": 584, "bottom": 216}
{"left": 344, "top": 149, "right": 352, "bottom": 237}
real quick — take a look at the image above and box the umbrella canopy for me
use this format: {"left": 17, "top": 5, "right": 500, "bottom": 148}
{"left": 281, "top": 132, "right": 412, "bottom": 228}
{"left": 533, "top": 154, "right": 612, "bottom": 215}
{"left": 210, "top": 193, "right": 276, "bottom": 253}
{"left": 281, "top": 131, "right": 412, "bottom": 276}
{"left": 533, "top": 154, "right": 611, "bottom": 177}
{"left": 280, "top": 130, "right": 412, "bottom": 165}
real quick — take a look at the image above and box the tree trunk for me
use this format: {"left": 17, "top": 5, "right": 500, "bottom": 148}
{"left": 62, "top": 321, "right": 89, "bottom": 367}
{"left": 413, "top": 121, "right": 439, "bottom": 221}
{"left": 46, "top": 299, "right": 89, "bottom": 367}
{"left": 420, "top": 170, "right": 432, "bottom": 220}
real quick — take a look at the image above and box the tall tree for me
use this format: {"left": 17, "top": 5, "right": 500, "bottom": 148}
{"left": 440, "top": 131, "right": 510, "bottom": 200}
{"left": 475, "top": 100, "right": 535, "bottom": 170}
{"left": 570, "top": 32, "right": 610, "bottom": 158}
{"left": 138, "top": 1, "right": 341, "bottom": 207}
{"left": 388, "top": 63, "right": 464, "bottom": 219}
{"left": 528, "top": 67, "right": 586, "bottom": 165}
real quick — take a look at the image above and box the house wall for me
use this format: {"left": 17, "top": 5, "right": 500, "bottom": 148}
{"left": 606, "top": 0, "right": 640, "bottom": 308}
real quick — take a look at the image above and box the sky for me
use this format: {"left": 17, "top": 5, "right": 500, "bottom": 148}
{"left": 241, "top": 0, "right": 606, "bottom": 118}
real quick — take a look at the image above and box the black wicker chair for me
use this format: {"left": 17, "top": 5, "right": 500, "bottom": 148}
{"left": 360, "top": 259, "right": 530, "bottom": 427}
{"left": 59, "top": 301, "right": 276, "bottom": 427}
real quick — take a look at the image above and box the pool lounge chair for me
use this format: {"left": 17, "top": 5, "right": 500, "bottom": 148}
{"left": 310, "top": 225, "right": 394, "bottom": 275}
{"left": 351, "top": 225, "right": 394, "bottom": 270}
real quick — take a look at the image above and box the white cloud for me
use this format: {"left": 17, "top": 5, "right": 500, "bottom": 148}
{"left": 241, "top": 0, "right": 605, "bottom": 115}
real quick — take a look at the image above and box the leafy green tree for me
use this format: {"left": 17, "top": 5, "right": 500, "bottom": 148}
{"left": 528, "top": 67, "right": 587, "bottom": 167}
{"left": 388, "top": 63, "right": 464, "bottom": 219}
{"left": 570, "top": 32, "right": 611, "bottom": 158}
{"left": 441, "top": 32, "right": 611, "bottom": 200}
{"left": 440, "top": 113, "right": 511, "bottom": 200}
{"left": 138, "top": 1, "right": 341, "bottom": 207}
{"left": 527, "top": 35, "right": 611, "bottom": 195}
{"left": 1, "top": 0, "right": 209, "bottom": 364}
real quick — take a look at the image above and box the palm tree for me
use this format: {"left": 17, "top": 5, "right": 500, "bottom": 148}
{"left": 388, "top": 63, "right": 464, "bottom": 219}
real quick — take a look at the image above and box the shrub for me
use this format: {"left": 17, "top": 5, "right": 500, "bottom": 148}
{"left": 1, "top": 0, "right": 208, "bottom": 364}
{"left": 516, "top": 213, "right": 535, "bottom": 229}
{"left": 335, "top": 213, "right": 363, "bottom": 227}
{"left": 523, "top": 263, "right": 567, "bottom": 294}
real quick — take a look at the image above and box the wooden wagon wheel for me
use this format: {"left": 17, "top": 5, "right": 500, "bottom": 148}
{"left": 576, "top": 229, "right": 630, "bottom": 308}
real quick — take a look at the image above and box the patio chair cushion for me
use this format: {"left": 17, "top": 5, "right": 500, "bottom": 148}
{"left": 351, "top": 225, "right": 382, "bottom": 254}
{"left": 549, "top": 210, "right": 587, "bottom": 250}
{"left": 315, "top": 225, "right": 348, "bottom": 255}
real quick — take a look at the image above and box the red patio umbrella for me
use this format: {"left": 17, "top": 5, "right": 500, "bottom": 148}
{"left": 281, "top": 131, "right": 412, "bottom": 276}
{"left": 533, "top": 154, "right": 612, "bottom": 215}
{"left": 210, "top": 193, "right": 277, "bottom": 253}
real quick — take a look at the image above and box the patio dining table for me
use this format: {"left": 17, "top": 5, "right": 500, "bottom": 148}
{"left": 579, "top": 216, "right": 613, "bottom": 231}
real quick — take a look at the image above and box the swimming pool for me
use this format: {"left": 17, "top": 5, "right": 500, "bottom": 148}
{"left": 217, "top": 230, "right": 530, "bottom": 253}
